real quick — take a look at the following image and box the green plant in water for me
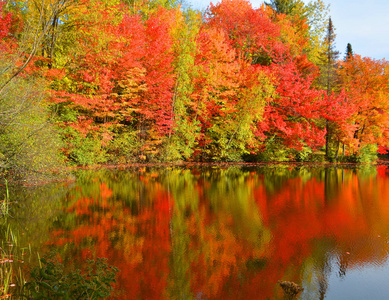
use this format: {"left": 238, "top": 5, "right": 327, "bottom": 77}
{"left": 1, "top": 179, "right": 9, "bottom": 216}
{"left": 23, "top": 252, "right": 119, "bottom": 299}
{"left": 0, "top": 225, "right": 30, "bottom": 299}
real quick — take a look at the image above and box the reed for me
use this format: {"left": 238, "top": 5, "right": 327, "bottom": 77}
{"left": 0, "top": 225, "right": 29, "bottom": 299}
{"left": 0, "top": 179, "right": 10, "bottom": 216}
{"left": 0, "top": 181, "right": 29, "bottom": 299}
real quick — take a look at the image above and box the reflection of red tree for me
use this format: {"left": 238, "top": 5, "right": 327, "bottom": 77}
{"left": 192, "top": 169, "right": 389, "bottom": 299}
{"left": 49, "top": 180, "right": 172, "bottom": 299}
{"left": 47, "top": 168, "right": 389, "bottom": 299}
{"left": 189, "top": 208, "right": 251, "bottom": 298}
{"left": 245, "top": 170, "right": 389, "bottom": 299}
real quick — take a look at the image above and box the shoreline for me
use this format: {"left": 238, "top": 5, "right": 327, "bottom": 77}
{"left": 3, "top": 160, "right": 388, "bottom": 187}
{"left": 70, "top": 159, "right": 389, "bottom": 170}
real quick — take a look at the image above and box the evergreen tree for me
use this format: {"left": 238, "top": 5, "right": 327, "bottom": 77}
{"left": 345, "top": 43, "right": 353, "bottom": 60}
{"left": 265, "top": 0, "right": 306, "bottom": 17}
{"left": 322, "top": 17, "right": 339, "bottom": 93}
{"left": 320, "top": 17, "right": 339, "bottom": 159}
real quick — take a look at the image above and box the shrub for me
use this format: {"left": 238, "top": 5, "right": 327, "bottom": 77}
{"left": 23, "top": 252, "right": 119, "bottom": 299}
{"left": 355, "top": 144, "right": 378, "bottom": 164}
{"left": 106, "top": 130, "right": 142, "bottom": 163}
{"left": 257, "top": 137, "right": 292, "bottom": 162}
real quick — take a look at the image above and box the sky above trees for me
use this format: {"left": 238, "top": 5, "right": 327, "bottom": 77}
{"left": 189, "top": 0, "right": 389, "bottom": 60}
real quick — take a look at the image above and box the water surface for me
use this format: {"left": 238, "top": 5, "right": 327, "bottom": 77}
{"left": 7, "top": 165, "right": 389, "bottom": 299}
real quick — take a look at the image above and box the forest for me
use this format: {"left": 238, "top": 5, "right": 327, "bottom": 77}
{"left": 1, "top": 0, "right": 389, "bottom": 179}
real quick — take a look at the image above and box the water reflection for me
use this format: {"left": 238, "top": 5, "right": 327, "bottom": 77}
{"left": 8, "top": 165, "right": 389, "bottom": 299}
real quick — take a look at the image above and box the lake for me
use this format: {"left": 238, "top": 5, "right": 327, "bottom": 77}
{"left": 5, "top": 164, "right": 389, "bottom": 299}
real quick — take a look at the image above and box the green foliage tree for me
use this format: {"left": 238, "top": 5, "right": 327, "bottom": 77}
{"left": 168, "top": 8, "right": 202, "bottom": 161}
{"left": 0, "top": 2, "right": 65, "bottom": 180}
{"left": 0, "top": 74, "right": 64, "bottom": 180}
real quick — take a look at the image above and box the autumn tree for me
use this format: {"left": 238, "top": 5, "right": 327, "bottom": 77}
{"left": 266, "top": 0, "right": 329, "bottom": 66}
{"left": 48, "top": 1, "right": 178, "bottom": 164}
{"left": 256, "top": 62, "right": 328, "bottom": 159}
{"left": 204, "top": 0, "right": 336, "bottom": 161}
{"left": 205, "top": 0, "right": 284, "bottom": 66}
{"left": 338, "top": 55, "right": 389, "bottom": 160}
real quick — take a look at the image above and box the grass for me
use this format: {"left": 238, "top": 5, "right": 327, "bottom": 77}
{"left": 0, "top": 225, "right": 30, "bottom": 299}
{"left": 0, "top": 181, "right": 30, "bottom": 299}
{"left": 0, "top": 179, "right": 10, "bottom": 216}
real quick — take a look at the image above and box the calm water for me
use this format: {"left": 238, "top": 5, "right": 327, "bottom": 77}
{"left": 6, "top": 165, "right": 389, "bottom": 299}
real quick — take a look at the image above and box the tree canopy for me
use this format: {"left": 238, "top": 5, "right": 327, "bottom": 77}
{"left": 1, "top": 0, "right": 388, "bottom": 170}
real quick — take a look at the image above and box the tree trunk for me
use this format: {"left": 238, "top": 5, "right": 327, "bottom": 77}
{"left": 334, "top": 139, "right": 340, "bottom": 160}
{"left": 325, "top": 119, "right": 330, "bottom": 158}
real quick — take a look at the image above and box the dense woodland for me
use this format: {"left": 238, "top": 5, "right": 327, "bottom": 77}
{"left": 1, "top": 0, "right": 389, "bottom": 178}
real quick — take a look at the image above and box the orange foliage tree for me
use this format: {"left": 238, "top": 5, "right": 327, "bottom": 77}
{"left": 338, "top": 54, "right": 389, "bottom": 153}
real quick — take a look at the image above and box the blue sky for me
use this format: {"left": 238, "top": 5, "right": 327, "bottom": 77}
{"left": 187, "top": 0, "right": 389, "bottom": 60}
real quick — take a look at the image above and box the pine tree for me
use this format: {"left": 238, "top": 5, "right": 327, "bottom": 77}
{"left": 345, "top": 43, "right": 353, "bottom": 60}
{"left": 320, "top": 17, "right": 339, "bottom": 159}
{"left": 322, "top": 17, "right": 339, "bottom": 93}
{"left": 265, "top": 0, "right": 305, "bottom": 16}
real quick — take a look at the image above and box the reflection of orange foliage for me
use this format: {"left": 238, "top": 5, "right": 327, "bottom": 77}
{"left": 189, "top": 209, "right": 250, "bottom": 298}
{"left": 251, "top": 169, "right": 389, "bottom": 292}
{"left": 46, "top": 167, "right": 389, "bottom": 299}
{"left": 99, "top": 182, "right": 113, "bottom": 199}
{"left": 49, "top": 178, "right": 173, "bottom": 299}
{"left": 197, "top": 168, "right": 389, "bottom": 299}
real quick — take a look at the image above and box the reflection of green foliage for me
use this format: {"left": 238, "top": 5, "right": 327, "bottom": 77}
{"left": 199, "top": 167, "right": 272, "bottom": 249}
{"left": 24, "top": 252, "right": 118, "bottom": 299}
{"left": 166, "top": 169, "right": 198, "bottom": 300}
{"left": 1, "top": 183, "right": 66, "bottom": 250}
{"left": 0, "top": 225, "right": 29, "bottom": 298}
{"left": 355, "top": 165, "right": 377, "bottom": 179}
{"left": 0, "top": 182, "right": 67, "bottom": 299}
{"left": 246, "top": 258, "right": 268, "bottom": 272}
{"left": 0, "top": 179, "right": 9, "bottom": 216}
{"left": 255, "top": 165, "right": 313, "bottom": 195}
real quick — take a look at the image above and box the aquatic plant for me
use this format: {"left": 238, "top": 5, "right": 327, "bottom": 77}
{"left": 0, "top": 179, "right": 9, "bottom": 216}
{"left": 23, "top": 252, "right": 119, "bottom": 299}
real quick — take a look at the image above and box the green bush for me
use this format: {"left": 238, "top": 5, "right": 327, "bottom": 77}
{"left": 23, "top": 252, "right": 119, "bottom": 299}
{"left": 355, "top": 144, "right": 378, "bottom": 163}
{"left": 309, "top": 153, "right": 326, "bottom": 162}
{"left": 158, "top": 141, "right": 183, "bottom": 162}
{"left": 294, "top": 147, "right": 312, "bottom": 162}
{"left": 338, "top": 144, "right": 378, "bottom": 164}
{"left": 257, "top": 137, "right": 292, "bottom": 162}
{"left": 106, "top": 130, "right": 142, "bottom": 163}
